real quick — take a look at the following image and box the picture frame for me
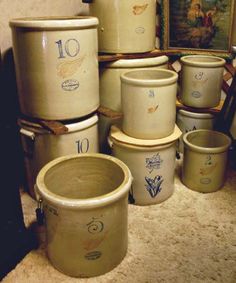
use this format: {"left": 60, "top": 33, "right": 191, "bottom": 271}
{"left": 160, "top": 0, "right": 234, "bottom": 57}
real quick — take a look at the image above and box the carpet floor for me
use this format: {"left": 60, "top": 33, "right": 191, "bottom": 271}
{"left": 2, "top": 158, "right": 236, "bottom": 283}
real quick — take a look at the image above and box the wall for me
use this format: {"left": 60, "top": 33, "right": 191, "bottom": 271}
{"left": 0, "top": 0, "right": 88, "bottom": 54}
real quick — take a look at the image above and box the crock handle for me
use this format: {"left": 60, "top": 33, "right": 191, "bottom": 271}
{"left": 34, "top": 184, "right": 41, "bottom": 201}
{"left": 107, "top": 137, "right": 113, "bottom": 148}
{"left": 20, "top": 128, "right": 35, "bottom": 140}
{"left": 20, "top": 128, "right": 36, "bottom": 158}
{"left": 35, "top": 198, "right": 45, "bottom": 226}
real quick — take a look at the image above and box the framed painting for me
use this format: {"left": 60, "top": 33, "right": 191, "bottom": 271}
{"left": 161, "top": 0, "right": 234, "bottom": 57}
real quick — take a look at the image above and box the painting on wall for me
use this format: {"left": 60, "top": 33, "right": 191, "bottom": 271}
{"left": 161, "top": 0, "right": 234, "bottom": 56}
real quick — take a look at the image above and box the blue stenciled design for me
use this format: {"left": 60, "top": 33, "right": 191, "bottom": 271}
{"left": 135, "top": 27, "right": 145, "bottom": 34}
{"left": 191, "top": 91, "right": 202, "bottom": 98}
{"left": 149, "top": 90, "right": 155, "bottom": 98}
{"left": 87, "top": 217, "right": 104, "bottom": 234}
{"left": 146, "top": 153, "right": 163, "bottom": 173}
{"left": 194, "top": 72, "right": 204, "bottom": 80}
{"left": 145, "top": 175, "right": 163, "bottom": 198}
{"left": 185, "top": 126, "right": 197, "bottom": 133}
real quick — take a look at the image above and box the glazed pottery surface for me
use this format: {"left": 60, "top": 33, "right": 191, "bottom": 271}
{"left": 180, "top": 55, "right": 225, "bottom": 108}
{"left": 99, "top": 56, "right": 168, "bottom": 111}
{"left": 36, "top": 153, "right": 132, "bottom": 277}
{"left": 176, "top": 109, "right": 215, "bottom": 152}
{"left": 121, "top": 69, "right": 178, "bottom": 139}
{"left": 88, "top": 0, "right": 156, "bottom": 53}
{"left": 10, "top": 17, "right": 99, "bottom": 120}
{"left": 109, "top": 124, "right": 182, "bottom": 205}
{"left": 19, "top": 114, "right": 99, "bottom": 199}
{"left": 182, "top": 130, "right": 231, "bottom": 193}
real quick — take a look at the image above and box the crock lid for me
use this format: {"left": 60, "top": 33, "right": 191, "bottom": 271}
{"left": 102, "top": 55, "right": 168, "bottom": 69}
{"left": 109, "top": 124, "right": 182, "bottom": 147}
{"left": 9, "top": 16, "right": 98, "bottom": 30}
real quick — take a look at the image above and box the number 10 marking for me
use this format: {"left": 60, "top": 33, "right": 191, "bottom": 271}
{"left": 55, "top": 39, "right": 80, "bottom": 58}
{"left": 76, "top": 138, "right": 89, "bottom": 153}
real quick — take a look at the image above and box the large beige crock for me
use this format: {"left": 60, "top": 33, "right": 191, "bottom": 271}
{"left": 88, "top": 0, "right": 156, "bottom": 53}
{"left": 19, "top": 114, "right": 99, "bottom": 199}
{"left": 182, "top": 130, "right": 231, "bottom": 193}
{"left": 100, "top": 56, "right": 168, "bottom": 111}
{"left": 36, "top": 153, "right": 132, "bottom": 277}
{"left": 10, "top": 16, "right": 99, "bottom": 120}
{"left": 109, "top": 124, "right": 182, "bottom": 205}
{"left": 121, "top": 69, "right": 178, "bottom": 139}
{"left": 180, "top": 55, "right": 225, "bottom": 108}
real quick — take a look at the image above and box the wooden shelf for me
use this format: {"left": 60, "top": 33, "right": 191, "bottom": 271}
{"left": 98, "top": 49, "right": 179, "bottom": 62}
{"left": 176, "top": 99, "right": 224, "bottom": 114}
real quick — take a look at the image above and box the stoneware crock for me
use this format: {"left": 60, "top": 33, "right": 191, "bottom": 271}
{"left": 121, "top": 69, "right": 178, "bottom": 139}
{"left": 109, "top": 124, "right": 182, "bottom": 205}
{"left": 176, "top": 109, "right": 215, "bottom": 152}
{"left": 19, "top": 114, "right": 99, "bottom": 199}
{"left": 10, "top": 16, "right": 99, "bottom": 120}
{"left": 182, "top": 129, "right": 231, "bottom": 193}
{"left": 88, "top": 0, "right": 156, "bottom": 53}
{"left": 180, "top": 55, "right": 225, "bottom": 108}
{"left": 99, "top": 56, "right": 168, "bottom": 112}
{"left": 36, "top": 153, "right": 132, "bottom": 277}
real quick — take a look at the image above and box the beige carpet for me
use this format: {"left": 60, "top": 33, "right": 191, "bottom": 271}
{"left": 2, "top": 158, "right": 236, "bottom": 283}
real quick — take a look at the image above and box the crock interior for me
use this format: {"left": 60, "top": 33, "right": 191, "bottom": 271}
{"left": 186, "top": 131, "right": 229, "bottom": 148}
{"left": 125, "top": 70, "right": 173, "bottom": 80}
{"left": 44, "top": 157, "right": 125, "bottom": 199}
{"left": 185, "top": 56, "right": 222, "bottom": 63}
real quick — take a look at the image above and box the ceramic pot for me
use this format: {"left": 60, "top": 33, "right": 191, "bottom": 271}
{"left": 180, "top": 55, "right": 225, "bottom": 108}
{"left": 99, "top": 56, "right": 168, "bottom": 111}
{"left": 10, "top": 16, "right": 99, "bottom": 120}
{"left": 36, "top": 153, "right": 132, "bottom": 277}
{"left": 108, "top": 124, "right": 182, "bottom": 205}
{"left": 176, "top": 109, "right": 215, "bottom": 152}
{"left": 19, "top": 114, "right": 99, "bottom": 199}
{"left": 182, "top": 130, "right": 231, "bottom": 193}
{"left": 88, "top": 0, "right": 156, "bottom": 53}
{"left": 121, "top": 69, "right": 178, "bottom": 139}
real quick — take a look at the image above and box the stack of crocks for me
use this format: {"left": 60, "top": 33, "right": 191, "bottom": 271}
{"left": 87, "top": 0, "right": 162, "bottom": 154}
{"left": 178, "top": 55, "right": 231, "bottom": 193}
{"left": 109, "top": 69, "right": 182, "bottom": 205}
{"left": 177, "top": 55, "right": 226, "bottom": 148}
{"left": 98, "top": 55, "right": 169, "bottom": 153}
{"left": 9, "top": 17, "right": 100, "bottom": 198}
